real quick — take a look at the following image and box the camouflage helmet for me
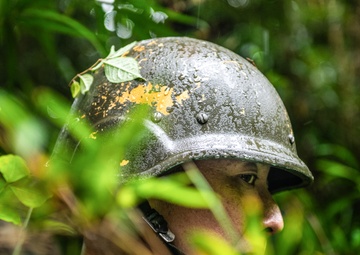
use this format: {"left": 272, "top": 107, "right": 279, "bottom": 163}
{"left": 57, "top": 37, "right": 313, "bottom": 193}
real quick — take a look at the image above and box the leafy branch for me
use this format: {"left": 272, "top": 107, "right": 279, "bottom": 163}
{"left": 69, "top": 41, "right": 144, "bottom": 98}
{"left": 0, "top": 155, "right": 51, "bottom": 225}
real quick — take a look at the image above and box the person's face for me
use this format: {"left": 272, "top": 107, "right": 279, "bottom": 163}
{"left": 149, "top": 159, "right": 284, "bottom": 254}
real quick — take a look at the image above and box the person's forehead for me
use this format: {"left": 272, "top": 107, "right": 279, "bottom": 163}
{"left": 195, "top": 159, "right": 268, "bottom": 172}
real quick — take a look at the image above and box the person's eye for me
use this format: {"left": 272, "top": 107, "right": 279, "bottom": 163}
{"left": 238, "top": 174, "right": 258, "bottom": 186}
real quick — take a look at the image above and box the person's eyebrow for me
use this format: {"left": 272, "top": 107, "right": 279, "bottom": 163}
{"left": 243, "top": 162, "right": 258, "bottom": 171}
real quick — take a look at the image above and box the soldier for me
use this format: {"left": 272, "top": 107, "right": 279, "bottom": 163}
{"left": 54, "top": 37, "right": 314, "bottom": 254}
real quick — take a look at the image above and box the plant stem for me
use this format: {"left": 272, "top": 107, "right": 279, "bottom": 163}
{"left": 12, "top": 207, "right": 33, "bottom": 255}
{"left": 67, "top": 58, "right": 103, "bottom": 87}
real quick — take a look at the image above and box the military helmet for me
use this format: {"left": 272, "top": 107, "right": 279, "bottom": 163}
{"left": 57, "top": 37, "right": 313, "bottom": 193}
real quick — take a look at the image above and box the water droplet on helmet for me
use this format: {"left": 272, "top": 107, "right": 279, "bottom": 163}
{"left": 164, "top": 87, "right": 171, "bottom": 96}
{"left": 166, "top": 106, "right": 174, "bottom": 113}
{"left": 174, "top": 89, "right": 182, "bottom": 96}
{"left": 196, "top": 112, "right": 209, "bottom": 124}
{"left": 193, "top": 74, "right": 201, "bottom": 83}
{"left": 222, "top": 152, "right": 229, "bottom": 158}
{"left": 178, "top": 74, "right": 186, "bottom": 81}
{"left": 151, "top": 112, "right": 163, "bottom": 123}
{"left": 173, "top": 102, "right": 181, "bottom": 108}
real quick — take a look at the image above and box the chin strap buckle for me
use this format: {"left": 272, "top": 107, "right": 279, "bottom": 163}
{"left": 140, "top": 202, "right": 175, "bottom": 243}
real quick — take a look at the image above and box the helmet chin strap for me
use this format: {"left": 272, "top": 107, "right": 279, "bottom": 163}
{"left": 139, "top": 201, "right": 175, "bottom": 242}
{"left": 139, "top": 201, "right": 185, "bottom": 255}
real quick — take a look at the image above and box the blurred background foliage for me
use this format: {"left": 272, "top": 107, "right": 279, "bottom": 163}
{"left": 0, "top": 0, "right": 359, "bottom": 254}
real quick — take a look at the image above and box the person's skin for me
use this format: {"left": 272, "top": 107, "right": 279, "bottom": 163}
{"left": 149, "top": 159, "right": 284, "bottom": 254}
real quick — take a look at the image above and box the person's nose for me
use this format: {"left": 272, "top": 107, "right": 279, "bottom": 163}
{"left": 260, "top": 191, "right": 284, "bottom": 234}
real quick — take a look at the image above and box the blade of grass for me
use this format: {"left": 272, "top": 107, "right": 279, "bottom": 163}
{"left": 12, "top": 207, "right": 33, "bottom": 255}
{"left": 182, "top": 161, "right": 238, "bottom": 245}
{"left": 20, "top": 8, "right": 106, "bottom": 56}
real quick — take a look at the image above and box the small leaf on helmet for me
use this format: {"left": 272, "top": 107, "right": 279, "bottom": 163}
{"left": 79, "top": 74, "right": 94, "bottom": 94}
{"left": 70, "top": 80, "right": 81, "bottom": 98}
{"left": 69, "top": 41, "right": 140, "bottom": 95}
{"left": 104, "top": 57, "right": 143, "bottom": 83}
{"left": 107, "top": 41, "right": 137, "bottom": 59}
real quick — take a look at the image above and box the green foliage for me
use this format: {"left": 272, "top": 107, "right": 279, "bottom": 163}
{"left": 189, "top": 231, "right": 240, "bottom": 255}
{"left": 118, "top": 172, "right": 211, "bottom": 208}
{"left": 70, "top": 41, "right": 143, "bottom": 98}
{"left": 183, "top": 162, "right": 239, "bottom": 244}
{"left": 0, "top": 155, "right": 50, "bottom": 225}
{"left": 20, "top": 8, "right": 106, "bottom": 56}
{"left": 0, "top": 155, "right": 29, "bottom": 183}
{"left": 103, "top": 56, "right": 143, "bottom": 83}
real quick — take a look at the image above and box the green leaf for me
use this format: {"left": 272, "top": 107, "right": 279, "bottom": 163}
{"left": 104, "top": 57, "right": 143, "bottom": 83}
{"left": 107, "top": 42, "right": 137, "bottom": 59}
{"left": 0, "top": 176, "right": 6, "bottom": 191}
{"left": 79, "top": 74, "right": 94, "bottom": 94}
{"left": 42, "top": 220, "right": 77, "bottom": 235}
{"left": 21, "top": 9, "right": 106, "bottom": 56}
{"left": 316, "top": 143, "right": 359, "bottom": 168}
{"left": 0, "top": 187, "right": 22, "bottom": 225}
{"left": 0, "top": 91, "right": 28, "bottom": 129}
{"left": 0, "top": 204, "right": 21, "bottom": 225}
{"left": 108, "top": 45, "right": 116, "bottom": 57}
{"left": 71, "top": 80, "right": 81, "bottom": 98}
{"left": 0, "top": 155, "right": 29, "bottom": 183}
{"left": 33, "top": 88, "right": 71, "bottom": 126}
{"left": 316, "top": 159, "right": 360, "bottom": 181}
{"left": 189, "top": 231, "right": 240, "bottom": 255}
{"left": 10, "top": 178, "right": 51, "bottom": 208}
{"left": 117, "top": 175, "right": 210, "bottom": 208}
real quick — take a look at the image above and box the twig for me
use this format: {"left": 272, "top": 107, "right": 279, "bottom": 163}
{"left": 67, "top": 58, "right": 104, "bottom": 87}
